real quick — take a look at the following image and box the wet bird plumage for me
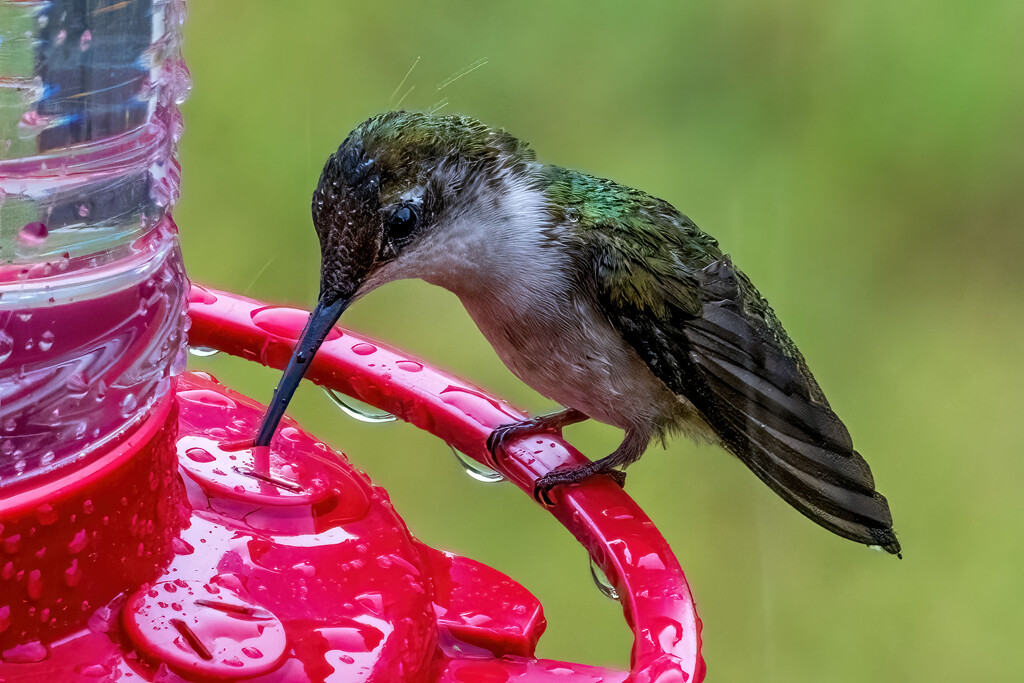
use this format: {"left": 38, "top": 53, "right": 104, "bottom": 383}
{"left": 258, "top": 111, "right": 900, "bottom": 555}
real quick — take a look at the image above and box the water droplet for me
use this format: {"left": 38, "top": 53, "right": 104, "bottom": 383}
{"left": 351, "top": 342, "right": 377, "bottom": 356}
{"left": 449, "top": 445, "right": 505, "bottom": 483}
{"left": 589, "top": 557, "right": 618, "bottom": 602}
{"left": 35, "top": 504, "right": 57, "bottom": 525}
{"left": 251, "top": 306, "right": 341, "bottom": 341}
{"left": 1, "top": 640, "right": 47, "bottom": 663}
{"left": 589, "top": 556, "right": 619, "bottom": 600}
{"left": 65, "top": 560, "right": 82, "bottom": 587}
{"left": 27, "top": 569, "right": 44, "bottom": 599}
{"left": 177, "top": 389, "right": 235, "bottom": 409}
{"left": 188, "top": 286, "right": 218, "bottom": 305}
{"left": 77, "top": 663, "right": 110, "bottom": 677}
{"left": 17, "top": 222, "right": 48, "bottom": 246}
{"left": 185, "top": 447, "right": 216, "bottom": 463}
{"left": 119, "top": 393, "right": 138, "bottom": 418}
{"left": 38, "top": 330, "right": 54, "bottom": 351}
{"left": 171, "top": 537, "right": 195, "bottom": 555}
{"left": 292, "top": 561, "right": 316, "bottom": 577}
{"left": 188, "top": 345, "right": 219, "bottom": 357}
{"left": 68, "top": 529, "right": 88, "bottom": 554}
{"left": 4, "top": 534, "right": 22, "bottom": 553}
{"left": 323, "top": 388, "right": 396, "bottom": 423}
{"left": 396, "top": 360, "right": 423, "bottom": 372}
{"left": 438, "top": 386, "right": 520, "bottom": 427}
{"left": 0, "top": 331, "right": 13, "bottom": 363}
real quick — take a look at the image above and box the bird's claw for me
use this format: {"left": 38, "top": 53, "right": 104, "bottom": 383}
{"left": 485, "top": 423, "right": 519, "bottom": 468}
{"left": 532, "top": 467, "right": 627, "bottom": 507}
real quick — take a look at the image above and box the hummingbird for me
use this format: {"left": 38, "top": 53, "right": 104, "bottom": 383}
{"left": 255, "top": 111, "right": 900, "bottom": 555}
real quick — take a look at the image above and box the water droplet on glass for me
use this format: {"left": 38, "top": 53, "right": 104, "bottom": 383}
{"left": 448, "top": 445, "right": 505, "bottom": 483}
{"left": 119, "top": 394, "right": 138, "bottom": 418}
{"left": 38, "top": 331, "right": 54, "bottom": 352}
{"left": 187, "top": 345, "right": 219, "bottom": 357}
{"left": 0, "top": 331, "right": 13, "bottom": 363}
{"left": 17, "top": 222, "right": 48, "bottom": 246}
{"left": 323, "top": 388, "right": 396, "bottom": 423}
{"left": 589, "top": 556, "right": 619, "bottom": 601}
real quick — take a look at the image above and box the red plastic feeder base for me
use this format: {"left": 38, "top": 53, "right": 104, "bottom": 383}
{"left": 0, "top": 286, "right": 704, "bottom": 682}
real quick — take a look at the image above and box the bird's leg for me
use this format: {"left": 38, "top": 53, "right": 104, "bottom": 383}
{"left": 533, "top": 428, "right": 648, "bottom": 506}
{"left": 485, "top": 408, "right": 589, "bottom": 467}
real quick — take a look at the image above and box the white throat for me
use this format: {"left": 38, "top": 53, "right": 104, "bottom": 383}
{"left": 366, "top": 170, "right": 571, "bottom": 303}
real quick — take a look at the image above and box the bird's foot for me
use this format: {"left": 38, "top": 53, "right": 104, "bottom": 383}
{"left": 485, "top": 408, "right": 588, "bottom": 468}
{"left": 484, "top": 421, "right": 531, "bottom": 468}
{"left": 532, "top": 464, "right": 627, "bottom": 507}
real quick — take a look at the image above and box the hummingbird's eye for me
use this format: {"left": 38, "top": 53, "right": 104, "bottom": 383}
{"left": 386, "top": 205, "right": 418, "bottom": 240}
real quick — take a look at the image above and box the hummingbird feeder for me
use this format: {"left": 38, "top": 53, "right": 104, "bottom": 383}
{"left": 0, "top": 1, "right": 704, "bottom": 680}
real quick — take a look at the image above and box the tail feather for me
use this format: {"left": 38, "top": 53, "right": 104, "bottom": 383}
{"left": 684, "top": 302, "right": 901, "bottom": 555}
{"left": 707, "top": 383, "right": 899, "bottom": 552}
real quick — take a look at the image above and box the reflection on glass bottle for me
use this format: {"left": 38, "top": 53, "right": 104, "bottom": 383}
{"left": 0, "top": 0, "right": 190, "bottom": 489}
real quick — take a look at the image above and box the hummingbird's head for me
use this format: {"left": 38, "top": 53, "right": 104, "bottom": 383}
{"left": 255, "top": 111, "right": 540, "bottom": 446}
{"left": 312, "top": 110, "right": 539, "bottom": 303}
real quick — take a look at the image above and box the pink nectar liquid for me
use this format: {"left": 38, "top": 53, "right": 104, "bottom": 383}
{"left": 0, "top": 0, "right": 190, "bottom": 489}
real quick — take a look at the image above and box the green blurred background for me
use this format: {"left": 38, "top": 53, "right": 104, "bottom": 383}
{"left": 177, "top": 2, "right": 1023, "bottom": 680}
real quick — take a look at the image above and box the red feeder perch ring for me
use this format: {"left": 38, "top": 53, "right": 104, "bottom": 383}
{"left": 187, "top": 285, "right": 705, "bottom": 682}
{"left": 0, "top": 284, "right": 704, "bottom": 682}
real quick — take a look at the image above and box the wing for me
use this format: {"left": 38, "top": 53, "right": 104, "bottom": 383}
{"left": 583, "top": 208, "right": 900, "bottom": 554}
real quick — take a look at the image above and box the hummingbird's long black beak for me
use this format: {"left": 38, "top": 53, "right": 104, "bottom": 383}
{"left": 254, "top": 296, "right": 349, "bottom": 447}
